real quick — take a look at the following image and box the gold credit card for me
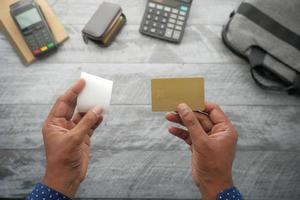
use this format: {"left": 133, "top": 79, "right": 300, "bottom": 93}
{"left": 151, "top": 77, "right": 205, "bottom": 112}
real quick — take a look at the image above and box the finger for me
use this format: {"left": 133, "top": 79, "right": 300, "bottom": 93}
{"left": 194, "top": 112, "right": 214, "bottom": 132}
{"left": 177, "top": 103, "right": 207, "bottom": 142}
{"left": 166, "top": 112, "right": 183, "bottom": 125}
{"left": 72, "top": 110, "right": 103, "bottom": 137}
{"left": 72, "top": 106, "right": 103, "bottom": 141}
{"left": 73, "top": 113, "right": 102, "bottom": 132}
{"left": 84, "top": 134, "right": 91, "bottom": 146}
{"left": 203, "top": 102, "right": 229, "bottom": 124}
{"left": 166, "top": 112, "right": 213, "bottom": 133}
{"left": 168, "top": 126, "right": 192, "bottom": 145}
{"left": 72, "top": 112, "right": 84, "bottom": 125}
{"left": 49, "top": 80, "right": 85, "bottom": 120}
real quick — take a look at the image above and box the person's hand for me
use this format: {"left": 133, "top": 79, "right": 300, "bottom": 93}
{"left": 42, "top": 80, "right": 103, "bottom": 198}
{"left": 166, "top": 103, "right": 238, "bottom": 200}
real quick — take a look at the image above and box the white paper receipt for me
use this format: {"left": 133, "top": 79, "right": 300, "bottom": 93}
{"left": 77, "top": 72, "right": 113, "bottom": 113}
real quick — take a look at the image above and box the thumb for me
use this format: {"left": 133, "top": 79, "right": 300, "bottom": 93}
{"left": 177, "top": 103, "right": 207, "bottom": 142}
{"left": 73, "top": 106, "right": 103, "bottom": 140}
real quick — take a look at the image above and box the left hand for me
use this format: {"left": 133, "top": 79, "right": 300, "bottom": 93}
{"left": 166, "top": 103, "right": 238, "bottom": 200}
{"left": 42, "top": 80, "right": 103, "bottom": 198}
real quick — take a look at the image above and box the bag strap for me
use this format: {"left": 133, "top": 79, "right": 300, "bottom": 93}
{"left": 237, "top": 2, "right": 300, "bottom": 51}
{"left": 82, "top": 33, "right": 89, "bottom": 44}
{"left": 247, "top": 47, "right": 300, "bottom": 94}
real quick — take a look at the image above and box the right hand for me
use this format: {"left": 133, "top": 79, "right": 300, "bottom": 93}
{"left": 42, "top": 80, "right": 104, "bottom": 198}
{"left": 166, "top": 103, "right": 238, "bottom": 200}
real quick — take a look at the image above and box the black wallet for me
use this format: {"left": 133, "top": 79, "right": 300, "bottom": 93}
{"left": 82, "top": 2, "right": 126, "bottom": 46}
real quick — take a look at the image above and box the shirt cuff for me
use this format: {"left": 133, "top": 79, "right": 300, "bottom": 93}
{"left": 27, "top": 183, "right": 71, "bottom": 200}
{"left": 216, "top": 187, "right": 244, "bottom": 200}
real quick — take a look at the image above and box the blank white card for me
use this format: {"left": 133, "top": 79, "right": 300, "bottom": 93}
{"left": 77, "top": 72, "right": 113, "bottom": 113}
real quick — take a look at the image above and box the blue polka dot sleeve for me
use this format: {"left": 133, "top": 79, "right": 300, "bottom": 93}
{"left": 26, "top": 183, "right": 71, "bottom": 200}
{"left": 217, "top": 187, "right": 244, "bottom": 200}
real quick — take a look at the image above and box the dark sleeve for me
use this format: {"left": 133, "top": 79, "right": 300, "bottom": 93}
{"left": 26, "top": 183, "right": 71, "bottom": 200}
{"left": 216, "top": 187, "right": 244, "bottom": 200}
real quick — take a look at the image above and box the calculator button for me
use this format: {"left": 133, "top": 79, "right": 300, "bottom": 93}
{"left": 170, "top": 14, "right": 177, "bottom": 19}
{"left": 172, "top": 9, "right": 179, "bottom": 14}
{"left": 164, "top": 6, "right": 171, "bottom": 12}
{"left": 161, "top": 18, "right": 167, "bottom": 23}
{"left": 149, "top": 8, "right": 154, "bottom": 13}
{"left": 165, "top": 28, "right": 173, "bottom": 38}
{"left": 175, "top": 25, "right": 182, "bottom": 30}
{"left": 176, "top": 20, "right": 184, "bottom": 26}
{"left": 145, "top": 20, "right": 150, "bottom": 25}
{"left": 143, "top": 26, "right": 149, "bottom": 31}
{"left": 147, "top": 14, "right": 152, "bottom": 20}
{"left": 167, "top": 23, "right": 175, "bottom": 28}
{"left": 178, "top": 16, "right": 185, "bottom": 21}
{"left": 169, "top": 18, "right": 176, "bottom": 24}
{"left": 41, "top": 46, "right": 48, "bottom": 52}
{"left": 154, "top": 16, "right": 159, "bottom": 21}
{"left": 150, "top": 28, "right": 156, "bottom": 33}
{"left": 180, "top": 6, "right": 189, "bottom": 12}
{"left": 149, "top": 2, "right": 156, "bottom": 8}
{"left": 158, "top": 30, "right": 164, "bottom": 35}
{"left": 47, "top": 42, "right": 55, "bottom": 49}
{"left": 173, "top": 31, "right": 181, "bottom": 40}
{"left": 152, "top": 22, "right": 158, "bottom": 27}
{"left": 163, "top": 12, "right": 169, "bottom": 18}
{"left": 160, "top": 24, "right": 166, "bottom": 29}
{"left": 180, "top": 11, "right": 187, "bottom": 16}
{"left": 156, "top": 10, "right": 161, "bottom": 15}
{"left": 157, "top": 4, "right": 163, "bottom": 10}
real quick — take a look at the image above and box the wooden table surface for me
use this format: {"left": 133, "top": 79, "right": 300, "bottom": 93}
{"left": 0, "top": 0, "right": 300, "bottom": 199}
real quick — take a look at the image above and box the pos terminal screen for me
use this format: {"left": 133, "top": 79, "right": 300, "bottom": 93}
{"left": 15, "top": 8, "right": 42, "bottom": 29}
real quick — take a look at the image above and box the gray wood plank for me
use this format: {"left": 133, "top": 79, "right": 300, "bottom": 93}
{"left": 48, "top": 0, "right": 242, "bottom": 25}
{"left": 1, "top": 105, "right": 299, "bottom": 150}
{"left": 0, "top": 149, "right": 299, "bottom": 199}
{"left": 1, "top": 0, "right": 299, "bottom": 199}
{"left": 0, "top": 25, "right": 244, "bottom": 64}
{"left": 0, "top": 64, "right": 299, "bottom": 105}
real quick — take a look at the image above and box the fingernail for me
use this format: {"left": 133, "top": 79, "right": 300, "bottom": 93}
{"left": 92, "top": 106, "right": 103, "bottom": 117}
{"left": 178, "top": 103, "right": 187, "bottom": 110}
{"left": 166, "top": 112, "right": 172, "bottom": 116}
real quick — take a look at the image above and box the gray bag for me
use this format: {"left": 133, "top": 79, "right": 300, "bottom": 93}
{"left": 222, "top": 0, "right": 300, "bottom": 95}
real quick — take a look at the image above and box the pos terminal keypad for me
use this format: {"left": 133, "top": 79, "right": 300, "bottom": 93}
{"left": 24, "top": 26, "right": 56, "bottom": 55}
{"left": 139, "top": 0, "right": 193, "bottom": 43}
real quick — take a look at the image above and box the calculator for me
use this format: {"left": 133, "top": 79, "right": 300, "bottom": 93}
{"left": 10, "top": 0, "right": 57, "bottom": 57}
{"left": 139, "top": 0, "right": 193, "bottom": 43}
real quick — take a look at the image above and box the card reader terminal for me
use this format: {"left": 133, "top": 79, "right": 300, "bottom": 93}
{"left": 10, "top": 0, "right": 57, "bottom": 57}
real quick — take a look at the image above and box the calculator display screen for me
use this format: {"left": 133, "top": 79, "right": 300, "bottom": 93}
{"left": 15, "top": 8, "right": 42, "bottom": 29}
